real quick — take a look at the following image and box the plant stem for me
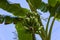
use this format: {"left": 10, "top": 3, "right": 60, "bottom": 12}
{"left": 32, "top": 27, "right": 36, "bottom": 40}
{"left": 46, "top": 15, "right": 51, "bottom": 34}
{"left": 38, "top": 13, "right": 46, "bottom": 40}
{"left": 48, "top": 13, "right": 57, "bottom": 40}
{"left": 26, "top": 0, "right": 36, "bottom": 12}
{"left": 46, "top": 15, "right": 51, "bottom": 36}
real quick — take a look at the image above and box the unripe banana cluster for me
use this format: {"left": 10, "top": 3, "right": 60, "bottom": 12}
{"left": 23, "top": 12, "right": 41, "bottom": 33}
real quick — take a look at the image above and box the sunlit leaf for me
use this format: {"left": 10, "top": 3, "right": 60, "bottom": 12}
{"left": 57, "top": 0, "right": 60, "bottom": 2}
{"left": 48, "top": 0, "right": 57, "bottom": 7}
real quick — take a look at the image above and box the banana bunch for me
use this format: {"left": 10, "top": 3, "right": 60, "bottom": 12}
{"left": 23, "top": 12, "right": 41, "bottom": 33}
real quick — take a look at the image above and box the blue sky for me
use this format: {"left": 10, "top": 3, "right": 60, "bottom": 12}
{"left": 0, "top": 0, "right": 60, "bottom": 40}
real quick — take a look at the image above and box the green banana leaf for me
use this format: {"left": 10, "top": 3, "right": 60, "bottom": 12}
{"left": 39, "top": 2, "right": 48, "bottom": 12}
{"left": 48, "top": 0, "right": 57, "bottom": 7}
{"left": 15, "top": 22, "right": 33, "bottom": 40}
{"left": 0, "top": 15, "right": 4, "bottom": 24}
{"left": 0, "top": 0, "right": 30, "bottom": 18}
{"left": 26, "top": 0, "right": 41, "bottom": 11}
{"left": 4, "top": 16, "right": 13, "bottom": 25}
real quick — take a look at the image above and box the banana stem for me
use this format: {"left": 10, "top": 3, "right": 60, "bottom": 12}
{"left": 46, "top": 15, "right": 51, "bottom": 36}
{"left": 48, "top": 13, "right": 57, "bottom": 40}
{"left": 31, "top": 27, "right": 36, "bottom": 40}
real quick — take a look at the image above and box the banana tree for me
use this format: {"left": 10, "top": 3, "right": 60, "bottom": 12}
{"left": 0, "top": 0, "right": 60, "bottom": 40}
